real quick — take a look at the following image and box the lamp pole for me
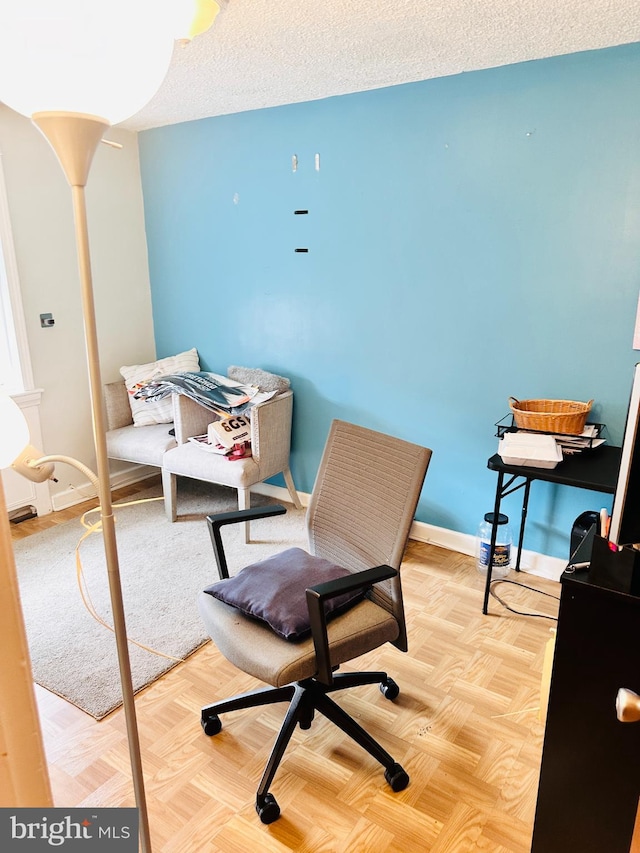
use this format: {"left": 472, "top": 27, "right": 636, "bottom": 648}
{"left": 32, "top": 111, "right": 152, "bottom": 853}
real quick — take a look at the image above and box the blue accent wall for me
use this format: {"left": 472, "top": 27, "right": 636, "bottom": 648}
{"left": 139, "top": 43, "right": 640, "bottom": 559}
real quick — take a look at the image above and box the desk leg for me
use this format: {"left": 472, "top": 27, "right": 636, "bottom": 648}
{"left": 482, "top": 471, "right": 504, "bottom": 615}
{"left": 514, "top": 479, "right": 531, "bottom": 573}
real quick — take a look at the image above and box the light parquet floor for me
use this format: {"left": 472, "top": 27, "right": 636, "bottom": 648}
{"left": 12, "top": 484, "right": 560, "bottom": 852}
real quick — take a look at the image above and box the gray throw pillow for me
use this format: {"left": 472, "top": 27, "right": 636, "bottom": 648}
{"left": 227, "top": 365, "right": 290, "bottom": 394}
{"left": 202, "top": 547, "right": 363, "bottom": 641}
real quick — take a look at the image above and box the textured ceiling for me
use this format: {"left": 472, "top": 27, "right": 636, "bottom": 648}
{"left": 124, "top": 0, "right": 640, "bottom": 131}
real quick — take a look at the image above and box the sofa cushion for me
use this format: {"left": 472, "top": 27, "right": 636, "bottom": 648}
{"left": 202, "top": 547, "right": 364, "bottom": 641}
{"left": 120, "top": 349, "right": 200, "bottom": 426}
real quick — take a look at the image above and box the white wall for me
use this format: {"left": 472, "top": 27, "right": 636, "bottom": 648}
{"left": 0, "top": 105, "right": 156, "bottom": 503}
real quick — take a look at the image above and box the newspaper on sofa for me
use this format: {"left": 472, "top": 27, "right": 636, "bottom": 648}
{"left": 132, "top": 371, "right": 276, "bottom": 418}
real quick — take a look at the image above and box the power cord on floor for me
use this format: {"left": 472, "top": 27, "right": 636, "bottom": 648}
{"left": 489, "top": 578, "right": 559, "bottom": 622}
{"left": 76, "top": 496, "right": 186, "bottom": 662}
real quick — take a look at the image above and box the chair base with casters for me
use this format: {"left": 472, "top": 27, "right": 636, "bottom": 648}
{"left": 200, "top": 671, "right": 409, "bottom": 824}
{"left": 197, "top": 420, "right": 432, "bottom": 823}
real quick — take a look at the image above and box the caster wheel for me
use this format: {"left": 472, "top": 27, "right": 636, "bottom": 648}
{"left": 256, "top": 793, "right": 280, "bottom": 824}
{"left": 299, "top": 708, "right": 315, "bottom": 730}
{"left": 380, "top": 677, "right": 400, "bottom": 700}
{"left": 385, "top": 763, "right": 409, "bottom": 792}
{"left": 201, "top": 714, "right": 222, "bottom": 736}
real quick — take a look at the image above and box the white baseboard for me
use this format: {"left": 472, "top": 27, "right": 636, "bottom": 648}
{"left": 49, "top": 474, "right": 566, "bottom": 582}
{"left": 50, "top": 464, "right": 159, "bottom": 512}
{"left": 407, "top": 519, "right": 566, "bottom": 582}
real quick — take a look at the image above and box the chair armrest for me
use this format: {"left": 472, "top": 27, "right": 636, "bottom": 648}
{"left": 173, "top": 394, "right": 216, "bottom": 444}
{"left": 250, "top": 390, "right": 293, "bottom": 473}
{"left": 306, "top": 565, "right": 398, "bottom": 686}
{"left": 206, "top": 505, "right": 287, "bottom": 579}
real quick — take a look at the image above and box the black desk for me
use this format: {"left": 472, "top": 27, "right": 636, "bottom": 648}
{"left": 482, "top": 445, "right": 621, "bottom": 614}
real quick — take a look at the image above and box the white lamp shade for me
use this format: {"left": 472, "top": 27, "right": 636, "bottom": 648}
{"left": 0, "top": 394, "right": 30, "bottom": 469}
{"left": 177, "top": 1, "right": 221, "bottom": 42}
{"left": 0, "top": 0, "right": 180, "bottom": 125}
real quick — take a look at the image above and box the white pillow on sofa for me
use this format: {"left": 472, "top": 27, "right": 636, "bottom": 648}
{"left": 120, "top": 348, "right": 200, "bottom": 426}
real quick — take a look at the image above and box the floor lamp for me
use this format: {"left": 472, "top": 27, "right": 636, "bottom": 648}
{"left": 0, "top": 3, "right": 224, "bottom": 850}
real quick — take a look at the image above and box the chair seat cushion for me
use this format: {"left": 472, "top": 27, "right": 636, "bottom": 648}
{"left": 106, "top": 423, "right": 177, "bottom": 467}
{"left": 197, "top": 590, "right": 399, "bottom": 686}
{"left": 202, "top": 547, "right": 364, "bottom": 641}
{"left": 163, "top": 441, "right": 260, "bottom": 487}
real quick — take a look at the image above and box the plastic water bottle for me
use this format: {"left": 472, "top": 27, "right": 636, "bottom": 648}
{"left": 476, "top": 513, "right": 512, "bottom": 578}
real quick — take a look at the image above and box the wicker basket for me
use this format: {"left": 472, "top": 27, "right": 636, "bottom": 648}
{"left": 508, "top": 397, "right": 593, "bottom": 435}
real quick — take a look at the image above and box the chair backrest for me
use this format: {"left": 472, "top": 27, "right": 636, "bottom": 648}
{"left": 104, "top": 380, "right": 133, "bottom": 431}
{"left": 306, "top": 419, "right": 432, "bottom": 651}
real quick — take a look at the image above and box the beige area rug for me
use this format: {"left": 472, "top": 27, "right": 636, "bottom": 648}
{"left": 13, "top": 479, "right": 307, "bottom": 720}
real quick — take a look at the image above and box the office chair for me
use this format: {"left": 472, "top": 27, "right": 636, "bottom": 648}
{"left": 197, "top": 419, "right": 432, "bottom": 823}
